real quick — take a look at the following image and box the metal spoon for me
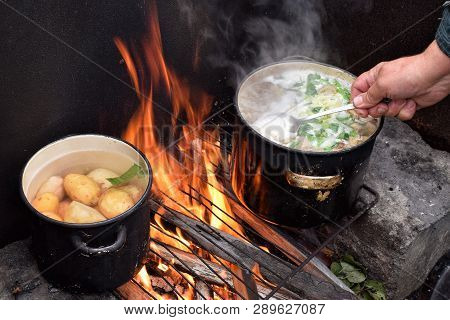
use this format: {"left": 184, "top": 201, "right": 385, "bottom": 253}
{"left": 288, "top": 103, "right": 355, "bottom": 133}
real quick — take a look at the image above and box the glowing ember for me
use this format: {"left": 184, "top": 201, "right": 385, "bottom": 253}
{"left": 157, "top": 263, "right": 169, "bottom": 273}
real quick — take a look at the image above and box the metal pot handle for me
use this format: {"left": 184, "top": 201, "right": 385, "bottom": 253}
{"left": 71, "top": 225, "right": 127, "bottom": 256}
{"left": 281, "top": 55, "right": 316, "bottom": 62}
{"left": 285, "top": 169, "right": 342, "bottom": 190}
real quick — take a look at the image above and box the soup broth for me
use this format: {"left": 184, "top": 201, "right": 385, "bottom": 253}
{"left": 238, "top": 63, "right": 379, "bottom": 152}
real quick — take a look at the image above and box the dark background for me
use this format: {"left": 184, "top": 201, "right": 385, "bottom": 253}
{"left": 0, "top": 0, "right": 447, "bottom": 248}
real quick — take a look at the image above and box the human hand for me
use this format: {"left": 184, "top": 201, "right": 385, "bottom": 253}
{"left": 351, "top": 41, "right": 450, "bottom": 120}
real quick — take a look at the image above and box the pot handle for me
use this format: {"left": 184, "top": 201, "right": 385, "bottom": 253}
{"left": 71, "top": 225, "right": 127, "bottom": 256}
{"left": 281, "top": 55, "right": 316, "bottom": 62}
{"left": 285, "top": 169, "right": 342, "bottom": 190}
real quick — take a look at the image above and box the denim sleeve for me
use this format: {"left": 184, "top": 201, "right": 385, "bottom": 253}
{"left": 436, "top": 2, "right": 450, "bottom": 56}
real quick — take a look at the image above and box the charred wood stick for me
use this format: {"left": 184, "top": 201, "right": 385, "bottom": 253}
{"left": 146, "top": 260, "right": 184, "bottom": 287}
{"left": 149, "top": 241, "right": 299, "bottom": 300}
{"left": 115, "top": 279, "right": 298, "bottom": 301}
{"left": 149, "top": 241, "right": 233, "bottom": 286}
{"left": 228, "top": 201, "right": 346, "bottom": 289}
{"left": 152, "top": 201, "right": 355, "bottom": 300}
{"left": 195, "top": 281, "right": 213, "bottom": 300}
{"left": 231, "top": 264, "right": 260, "bottom": 300}
{"left": 151, "top": 276, "right": 175, "bottom": 293}
{"left": 116, "top": 281, "right": 154, "bottom": 300}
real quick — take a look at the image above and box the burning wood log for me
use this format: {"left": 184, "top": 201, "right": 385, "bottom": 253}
{"left": 149, "top": 241, "right": 233, "bottom": 286}
{"left": 151, "top": 276, "right": 175, "bottom": 293}
{"left": 146, "top": 259, "right": 184, "bottom": 288}
{"left": 195, "top": 281, "right": 213, "bottom": 300}
{"left": 231, "top": 264, "right": 260, "bottom": 300}
{"left": 148, "top": 241, "right": 300, "bottom": 300}
{"left": 228, "top": 200, "right": 347, "bottom": 289}
{"left": 116, "top": 281, "right": 154, "bottom": 300}
{"left": 152, "top": 200, "right": 356, "bottom": 300}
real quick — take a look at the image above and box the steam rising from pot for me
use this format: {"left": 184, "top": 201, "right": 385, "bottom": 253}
{"left": 176, "top": 0, "right": 330, "bottom": 86}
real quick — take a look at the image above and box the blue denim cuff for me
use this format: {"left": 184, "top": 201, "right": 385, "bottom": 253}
{"left": 436, "top": 4, "right": 450, "bottom": 56}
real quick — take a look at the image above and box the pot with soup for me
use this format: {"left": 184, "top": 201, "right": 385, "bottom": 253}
{"left": 233, "top": 59, "right": 383, "bottom": 228}
{"left": 21, "top": 135, "right": 152, "bottom": 292}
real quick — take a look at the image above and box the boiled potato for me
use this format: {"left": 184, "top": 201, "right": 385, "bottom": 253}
{"left": 58, "top": 200, "right": 71, "bottom": 218}
{"left": 32, "top": 192, "right": 59, "bottom": 213}
{"left": 63, "top": 174, "right": 101, "bottom": 206}
{"left": 41, "top": 211, "right": 63, "bottom": 222}
{"left": 64, "top": 201, "right": 107, "bottom": 224}
{"left": 119, "top": 184, "right": 143, "bottom": 202}
{"left": 36, "top": 176, "right": 65, "bottom": 200}
{"left": 98, "top": 188, "right": 134, "bottom": 219}
{"left": 87, "top": 168, "right": 119, "bottom": 191}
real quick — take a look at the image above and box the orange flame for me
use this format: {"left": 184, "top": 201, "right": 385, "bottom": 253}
{"left": 116, "top": 1, "right": 245, "bottom": 299}
{"left": 135, "top": 266, "right": 163, "bottom": 300}
{"left": 231, "top": 136, "right": 267, "bottom": 215}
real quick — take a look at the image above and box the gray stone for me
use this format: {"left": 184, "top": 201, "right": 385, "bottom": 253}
{"left": 334, "top": 118, "right": 449, "bottom": 299}
{"left": 0, "top": 239, "right": 117, "bottom": 300}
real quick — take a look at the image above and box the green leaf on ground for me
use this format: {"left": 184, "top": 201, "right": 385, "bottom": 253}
{"left": 330, "top": 262, "right": 343, "bottom": 275}
{"left": 330, "top": 254, "right": 386, "bottom": 300}
{"left": 346, "top": 270, "right": 367, "bottom": 284}
{"left": 341, "top": 278, "right": 352, "bottom": 287}
{"left": 340, "top": 261, "right": 357, "bottom": 273}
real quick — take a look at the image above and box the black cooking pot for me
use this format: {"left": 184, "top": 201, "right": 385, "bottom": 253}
{"left": 21, "top": 135, "right": 152, "bottom": 292}
{"left": 233, "top": 59, "right": 383, "bottom": 229}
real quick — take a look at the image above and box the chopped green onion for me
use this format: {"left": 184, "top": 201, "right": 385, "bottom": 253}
{"left": 289, "top": 140, "right": 301, "bottom": 149}
{"left": 315, "top": 128, "right": 327, "bottom": 138}
{"left": 107, "top": 164, "right": 146, "bottom": 186}
{"left": 305, "top": 73, "right": 321, "bottom": 96}
{"left": 338, "top": 132, "right": 350, "bottom": 140}
{"left": 334, "top": 80, "right": 351, "bottom": 102}
{"left": 316, "top": 137, "right": 326, "bottom": 145}
{"left": 323, "top": 143, "right": 338, "bottom": 152}
{"left": 329, "top": 123, "right": 340, "bottom": 133}
{"left": 306, "top": 133, "right": 315, "bottom": 142}
{"left": 298, "top": 123, "right": 313, "bottom": 135}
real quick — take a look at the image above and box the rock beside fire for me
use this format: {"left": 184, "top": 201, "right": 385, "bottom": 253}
{"left": 0, "top": 239, "right": 117, "bottom": 300}
{"left": 334, "top": 117, "right": 450, "bottom": 299}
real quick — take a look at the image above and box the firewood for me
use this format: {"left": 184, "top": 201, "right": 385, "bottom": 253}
{"left": 116, "top": 281, "right": 154, "bottom": 300}
{"left": 200, "top": 170, "right": 350, "bottom": 290}
{"left": 231, "top": 264, "right": 260, "bottom": 300}
{"left": 151, "top": 276, "right": 174, "bottom": 293}
{"left": 149, "top": 241, "right": 233, "bottom": 286}
{"left": 148, "top": 241, "right": 299, "bottom": 300}
{"left": 146, "top": 259, "right": 184, "bottom": 287}
{"left": 195, "top": 281, "right": 213, "bottom": 300}
{"left": 228, "top": 200, "right": 347, "bottom": 289}
{"left": 151, "top": 200, "right": 356, "bottom": 300}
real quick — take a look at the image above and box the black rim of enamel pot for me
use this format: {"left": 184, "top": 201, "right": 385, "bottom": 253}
{"left": 233, "top": 58, "right": 384, "bottom": 229}
{"left": 20, "top": 134, "right": 153, "bottom": 292}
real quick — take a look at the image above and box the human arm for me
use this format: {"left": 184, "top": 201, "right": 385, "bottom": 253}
{"left": 351, "top": 5, "right": 450, "bottom": 120}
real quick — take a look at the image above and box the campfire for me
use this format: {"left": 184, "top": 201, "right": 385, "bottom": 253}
{"left": 113, "top": 1, "right": 374, "bottom": 301}
{"left": 2, "top": 0, "right": 448, "bottom": 306}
